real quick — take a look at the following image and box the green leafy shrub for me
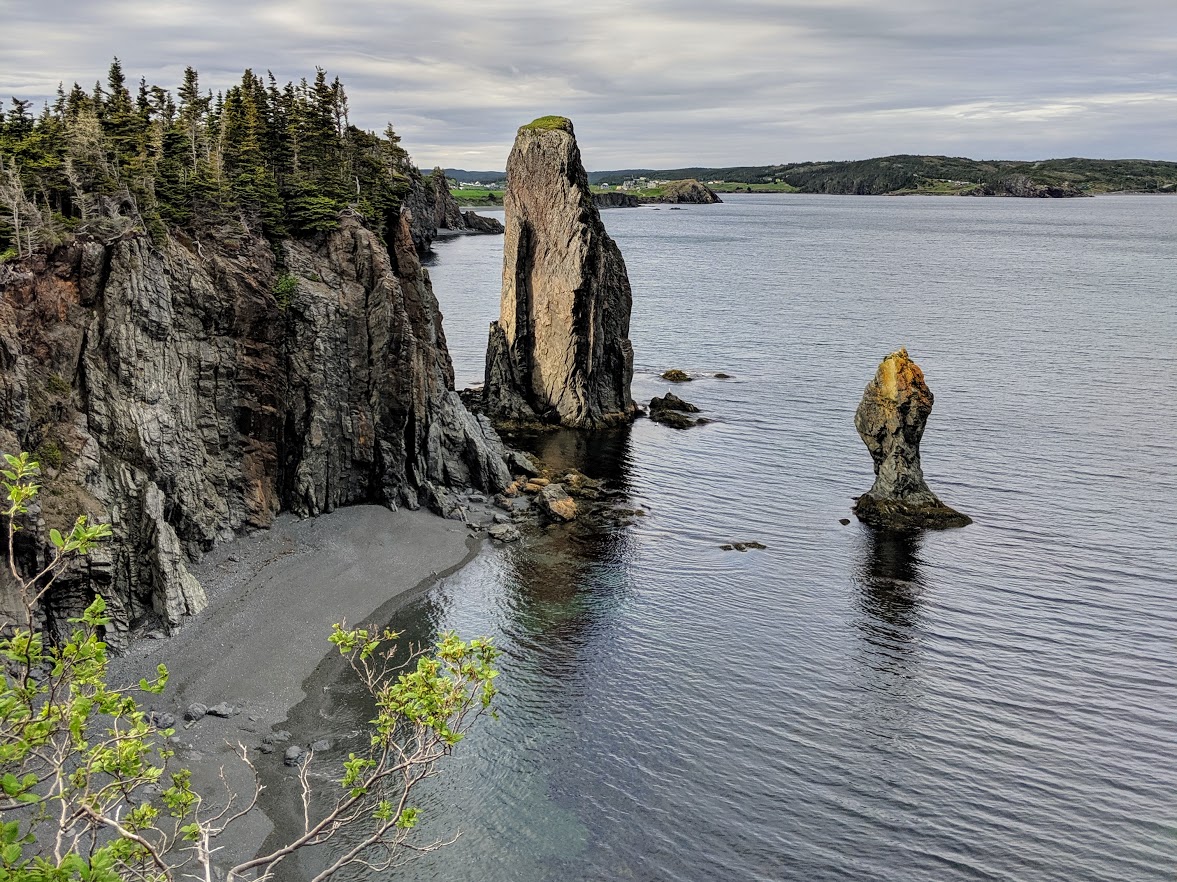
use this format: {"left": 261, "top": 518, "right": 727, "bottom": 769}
{"left": 1, "top": 451, "right": 500, "bottom": 881}
{"left": 272, "top": 272, "right": 298, "bottom": 309}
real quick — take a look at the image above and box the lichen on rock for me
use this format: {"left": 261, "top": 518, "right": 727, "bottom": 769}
{"left": 852, "top": 348, "right": 971, "bottom": 530}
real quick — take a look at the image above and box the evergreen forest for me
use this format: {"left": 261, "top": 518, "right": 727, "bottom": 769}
{"left": 0, "top": 60, "right": 417, "bottom": 259}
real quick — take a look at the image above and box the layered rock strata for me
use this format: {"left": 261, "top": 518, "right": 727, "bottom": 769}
{"left": 852, "top": 349, "right": 971, "bottom": 530}
{"left": 0, "top": 213, "right": 510, "bottom": 643}
{"left": 485, "top": 116, "right": 636, "bottom": 428}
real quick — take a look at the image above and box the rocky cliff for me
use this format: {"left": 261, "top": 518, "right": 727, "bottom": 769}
{"left": 964, "top": 175, "right": 1087, "bottom": 198}
{"left": 852, "top": 349, "right": 970, "bottom": 530}
{"left": 645, "top": 179, "right": 722, "bottom": 204}
{"left": 484, "top": 116, "right": 636, "bottom": 428}
{"left": 404, "top": 169, "right": 504, "bottom": 252}
{"left": 0, "top": 212, "right": 510, "bottom": 643}
{"left": 593, "top": 192, "right": 641, "bottom": 209}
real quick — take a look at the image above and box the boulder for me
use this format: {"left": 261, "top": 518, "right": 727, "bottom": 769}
{"left": 852, "top": 349, "right": 971, "bottom": 529}
{"left": 488, "top": 523, "right": 522, "bottom": 542}
{"left": 661, "top": 369, "right": 692, "bottom": 382}
{"left": 536, "top": 483, "right": 579, "bottom": 522}
{"left": 484, "top": 117, "right": 636, "bottom": 428}
{"left": 649, "top": 392, "right": 703, "bottom": 429}
{"left": 462, "top": 210, "right": 505, "bottom": 234}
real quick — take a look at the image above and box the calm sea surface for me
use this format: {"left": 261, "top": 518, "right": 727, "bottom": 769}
{"left": 306, "top": 195, "right": 1177, "bottom": 881}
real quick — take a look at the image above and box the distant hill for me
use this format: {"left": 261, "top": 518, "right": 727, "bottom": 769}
{"left": 444, "top": 168, "right": 507, "bottom": 184}
{"left": 446, "top": 156, "right": 1177, "bottom": 197}
{"left": 589, "top": 156, "right": 1177, "bottom": 196}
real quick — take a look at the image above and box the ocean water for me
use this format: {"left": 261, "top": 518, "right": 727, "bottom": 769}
{"left": 308, "top": 195, "right": 1177, "bottom": 881}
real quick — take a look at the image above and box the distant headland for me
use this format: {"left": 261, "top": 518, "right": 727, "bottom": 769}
{"left": 449, "top": 154, "right": 1177, "bottom": 203}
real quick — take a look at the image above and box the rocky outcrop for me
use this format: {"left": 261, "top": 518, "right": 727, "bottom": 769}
{"left": 0, "top": 212, "right": 510, "bottom": 643}
{"left": 644, "top": 179, "right": 722, "bottom": 204}
{"left": 649, "top": 392, "right": 705, "bottom": 429}
{"left": 593, "top": 192, "right": 640, "bottom": 209}
{"left": 535, "top": 484, "right": 578, "bottom": 522}
{"left": 852, "top": 349, "right": 971, "bottom": 530}
{"left": 402, "top": 169, "right": 503, "bottom": 251}
{"left": 484, "top": 116, "right": 636, "bottom": 428}
{"left": 462, "top": 210, "right": 504, "bottom": 234}
{"left": 428, "top": 168, "right": 468, "bottom": 230}
{"left": 402, "top": 174, "right": 439, "bottom": 252}
{"left": 964, "top": 175, "right": 1087, "bottom": 198}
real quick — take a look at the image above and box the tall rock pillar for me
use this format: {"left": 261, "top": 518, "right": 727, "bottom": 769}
{"left": 853, "top": 348, "right": 972, "bottom": 529}
{"left": 485, "top": 117, "right": 636, "bottom": 428}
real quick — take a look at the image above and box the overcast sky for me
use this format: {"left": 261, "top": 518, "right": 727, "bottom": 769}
{"left": 3, "top": 0, "right": 1175, "bottom": 169}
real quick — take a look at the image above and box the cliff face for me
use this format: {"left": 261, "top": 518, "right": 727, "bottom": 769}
{"left": 645, "top": 179, "right": 722, "bottom": 204}
{"left": 593, "top": 192, "right": 641, "bottom": 209}
{"left": 0, "top": 213, "right": 509, "bottom": 643}
{"left": 403, "top": 169, "right": 504, "bottom": 252}
{"left": 484, "top": 117, "right": 636, "bottom": 428}
{"left": 964, "top": 175, "right": 1088, "bottom": 198}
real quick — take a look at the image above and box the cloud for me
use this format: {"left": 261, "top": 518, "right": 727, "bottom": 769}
{"left": 1, "top": 0, "right": 1174, "bottom": 168}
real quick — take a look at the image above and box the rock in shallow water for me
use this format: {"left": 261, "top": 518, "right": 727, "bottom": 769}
{"left": 536, "top": 484, "right": 579, "bottom": 522}
{"left": 488, "top": 523, "right": 522, "bottom": 542}
{"left": 649, "top": 392, "right": 705, "bottom": 428}
{"left": 852, "top": 348, "right": 971, "bottom": 530}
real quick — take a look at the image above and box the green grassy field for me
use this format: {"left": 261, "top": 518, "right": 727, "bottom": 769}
{"left": 452, "top": 187, "right": 504, "bottom": 206}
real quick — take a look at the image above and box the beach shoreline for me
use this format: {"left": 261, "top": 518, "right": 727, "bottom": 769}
{"left": 107, "top": 504, "right": 492, "bottom": 869}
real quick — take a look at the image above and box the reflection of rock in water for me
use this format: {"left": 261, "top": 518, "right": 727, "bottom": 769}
{"left": 854, "top": 528, "right": 926, "bottom": 647}
{"left": 503, "top": 425, "right": 633, "bottom": 488}
{"left": 498, "top": 426, "right": 637, "bottom": 677}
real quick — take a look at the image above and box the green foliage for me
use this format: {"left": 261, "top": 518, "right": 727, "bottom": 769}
{"left": 0, "top": 62, "right": 417, "bottom": 256}
{"left": 44, "top": 374, "right": 72, "bottom": 397}
{"left": 1, "top": 450, "right": 500, "bottom": 881}
{"left": 520, "top": 115, "right": 572, "bottom": 133}
{"left": 31, "top": 440, "right": 62, "bottom": 470}
{"left": 450, "top": 186, "right": 503, "bottom": 206}
{"left": 272, "top": 272, "right": 298, "bottom": 309}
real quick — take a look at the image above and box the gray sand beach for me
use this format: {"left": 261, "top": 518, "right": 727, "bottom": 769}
{"left": 107, "top": 504, "right": 491, "bottom": 870}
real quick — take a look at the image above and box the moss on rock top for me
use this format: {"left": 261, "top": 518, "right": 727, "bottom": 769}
{"left": 520, "top": 115, "right": 573, "bottom": 133}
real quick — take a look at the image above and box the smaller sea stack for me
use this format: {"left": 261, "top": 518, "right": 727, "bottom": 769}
{"left": 484, "top": 116, "right": 636, "bottom": 428}
{"left": 853, "top": 348, "right": 971, "bottom": 529}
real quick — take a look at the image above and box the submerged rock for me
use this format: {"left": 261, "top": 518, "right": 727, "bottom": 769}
{"left": 720, "top": 541, "right": 767, "bottom": 552}
{"left": 852, "top": 349, "right": 971, "bottom": 530}
{"left": 484, "top": 116, "right": 636, "bottom": 428}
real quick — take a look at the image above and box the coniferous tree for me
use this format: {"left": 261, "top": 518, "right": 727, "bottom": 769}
{"left": 0, "top": 60, "right": 420, "bottom": 255}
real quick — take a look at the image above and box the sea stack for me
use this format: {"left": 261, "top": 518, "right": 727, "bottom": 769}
{"left": 484, "top": 116, "right": 636, "bottom": 428}
{"left": 853, "top": 349, "right": 971, "bottom": 529}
